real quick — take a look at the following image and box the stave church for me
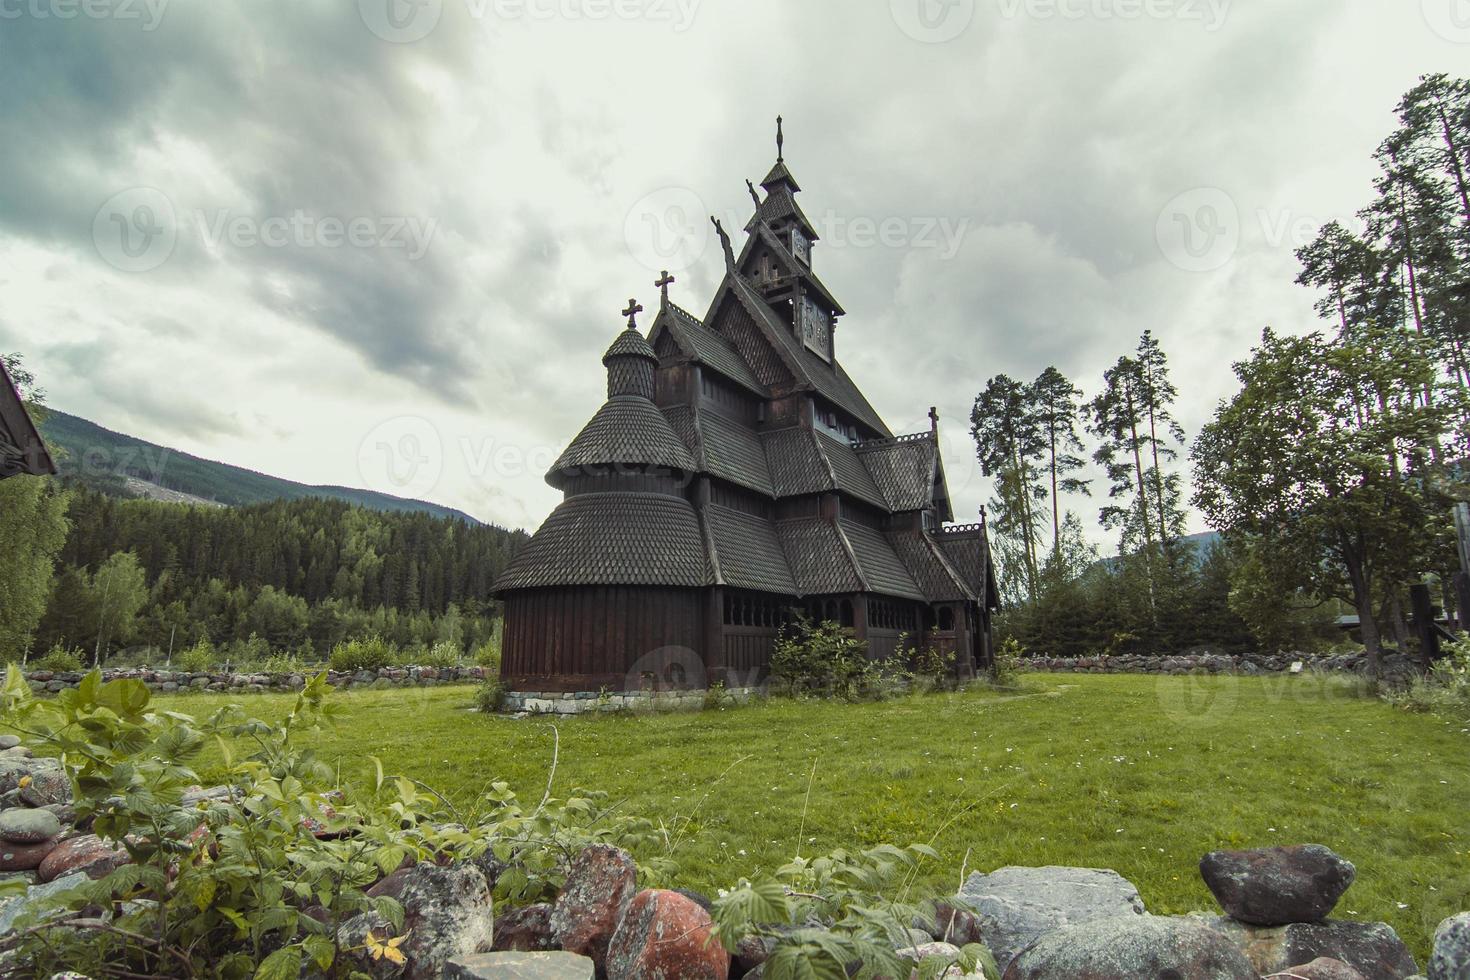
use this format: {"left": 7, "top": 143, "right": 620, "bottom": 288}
{"left": 494, "top": 122, "right": 999, "bottom": 695}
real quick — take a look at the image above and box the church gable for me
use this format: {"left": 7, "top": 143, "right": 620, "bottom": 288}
{"left": 709, "top": 291, "right": 794, "bottom": 389}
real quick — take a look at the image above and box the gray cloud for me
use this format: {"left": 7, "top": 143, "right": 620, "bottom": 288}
{"left": 0, "top": 0, "right": 1452, "bottom": 535}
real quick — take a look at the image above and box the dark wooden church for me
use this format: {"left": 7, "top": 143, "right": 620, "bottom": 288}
{"left": 495, "top": 123, "right": 999, "bottom": 695}
{"left": 0, "top": 359, "right": 56, "bottom": 481}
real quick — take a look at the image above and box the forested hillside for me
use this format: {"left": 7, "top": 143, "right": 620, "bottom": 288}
{"left": 44, "top": 410, "right": 480, "bottom": 523}
{"left": 31, "top": 488, "right": 527, "bottom": 663}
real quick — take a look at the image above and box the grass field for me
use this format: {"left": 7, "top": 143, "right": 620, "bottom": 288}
{"left": 151, "top": 674, "right": 1468, "bottom": 960}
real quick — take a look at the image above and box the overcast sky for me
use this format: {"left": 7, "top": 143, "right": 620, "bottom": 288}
{"left": 1, "top": 0, "right": 1465, "bottom": 541}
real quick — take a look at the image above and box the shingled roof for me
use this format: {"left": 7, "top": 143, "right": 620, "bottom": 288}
{"left": 705, "top": 505, "right": 798, "bottom": 594}
{"left": 856, "top": 435, "right": 939, "bottom": 512}
{"left": 496, "top": 493, "right": 712, "bottom": 591}
{"left": 777, "top": 519, "right": 864, "bottom": 595}
{"left": 650, "top": 302, "right": 767, "bottom": 395}
{"left": 716, "top": 274, "right": 892, "bottom": 437}
{"left": 888, "top": 531, "right": 975, "bottom": 602}
{"left": 548, "top": 396, "right": 696, "bottom": 488}
{"left": 840, "top": 521, "right": 925, "bottom": 601}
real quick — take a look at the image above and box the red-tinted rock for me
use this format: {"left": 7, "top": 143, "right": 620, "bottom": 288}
{"left": 606, "top": 889, "right": 729, "bottom": 980}
{"left": 493, "top": 903, "right": 555, "bottom": 951}
{"left": 366, "top": 866, "right": 415, "bottom": 900}
{"left": 1280, "top": 958, "right": 1368, "bottom": 980}
{"left": 550, "top": 845, "right": 638, "bottom": 971}
{"left": 37, "top": 834, "right": 130, "bottom": 883}
{"left": 1200, "top": 845, "right": 1356, "bottom": 926}
{"left": 0, "top": 838, "right": 59, "bottom": 872}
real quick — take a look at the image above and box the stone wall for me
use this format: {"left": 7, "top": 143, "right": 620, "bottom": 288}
{"left": 1021, "top": 649, "right": 1422, "bottom": 684}
{"left": 502, "top": 687, "right": 762, "bottom": 715}
{"left": 19, "top": 665, "right": 487, "bottom": 695}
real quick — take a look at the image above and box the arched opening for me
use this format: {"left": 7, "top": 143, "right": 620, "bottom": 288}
{"left": 840, "top": 599, "right": 854, "bottom": 627}
{"left": 938, "top": 607, "right": 955, "bottom": 631}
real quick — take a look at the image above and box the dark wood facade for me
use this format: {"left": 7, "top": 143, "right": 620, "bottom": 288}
{"left": 0, "top": 360, "right": 56, "bottom": 481}
{"left": 495, "top": 125, "right": 1000, "bottom": 693}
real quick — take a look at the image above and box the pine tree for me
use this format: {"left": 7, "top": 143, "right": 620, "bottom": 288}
{"left": 1028, "top": 367, "right": 1090, "bottom": 561}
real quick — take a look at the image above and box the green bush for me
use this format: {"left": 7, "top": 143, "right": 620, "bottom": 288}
{"left": 770, "top": 620, "right": 878, "bottom": 699}
{"left": 174, "top": 639, "right": 218, "bottom": 673}
{"left": 328, "top": 634, "right": 397, "bottom": 673}
{"left": 32, "top": 644, "right": 84, "bottom": 673}
{"left": 1388, "top": 634, "right": 1470, "bottom": 720}
{"left": 475, "top": 678, "right": 506, "bottom": 713}
{"left": 418, "top": 640, "right": 462, "bottom": 669}
{"left": 991, "top": 636, "right": 1024, "bottom": 688}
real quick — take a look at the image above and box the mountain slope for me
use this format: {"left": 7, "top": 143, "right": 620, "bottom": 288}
{"left": 42, "top": 410, "right": 482, "bottom": 525}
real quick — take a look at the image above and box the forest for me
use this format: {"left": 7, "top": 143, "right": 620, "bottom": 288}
{"left": 976, "top": 74, "right": 1470, "bottom": 672}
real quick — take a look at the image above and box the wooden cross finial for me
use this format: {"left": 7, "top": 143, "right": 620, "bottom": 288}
{"left": 622, "top": 298, "right": 644, "bottom": 329}
{"left": 929, "top": 406, "right": 940, "bottom": 433}
{"left": 655, "top": 271, "right": 675, "bottom": 303}
{"left": 776, "top": 115, "right": 784, "bottom": 163}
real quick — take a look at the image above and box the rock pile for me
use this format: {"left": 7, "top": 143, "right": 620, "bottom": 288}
{"left": 18, "top": 665, "right": 487, "bottom": 697}
{"left": 1022, "top": 650, "right": 1425, "bottom": 685}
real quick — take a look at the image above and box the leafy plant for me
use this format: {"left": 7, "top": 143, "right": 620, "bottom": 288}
{"left": 770, "top": 620, "right": 877, "bottom": 700}
{"left": 711, "top": 843, "right": 999, "bottom": 980}
{"left": 328, "top": 635, "right": 396, "bottom": 673}
{"left": 31, "top": 643, "right": 84, "bottom": 672}
{"left": 417, "top": 640, "right": 462, "bottom": 670}
{"left": 175, "top": 638, "right": 218, "bottom": 673}
{"left": 475, "top": 678, "right": 506, "bottom": 713}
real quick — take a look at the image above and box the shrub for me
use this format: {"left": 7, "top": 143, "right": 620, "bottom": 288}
{"left": 259, "top": 653, "right": 305, "bottom": 675}
{"left": 32, "top": 644, "right": 84, "bottom": 673}
{"left": 1388, "top": 634, "right": 1470, "bottom": 720}
{"left": 328, "top": 634, "right": 397, "bottom": 673}
{"left": 475, "top": 678, "right": 506, "bottom": 713}
{"left": 991, "top": 636, "right": 1024, "bottom": 688}
{"left": 418, "top": 640, "right": 462, "bottom": 669}
{"left": 770, "top": 620, "right": 877, "bottom": 699}
{"left": 174, "top": 639, "right": 217, "bottom": 673}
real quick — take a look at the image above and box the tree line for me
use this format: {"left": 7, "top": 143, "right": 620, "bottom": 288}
{"left": 0, "top": 362, "right": 527, "bottom": 665}
{"left": 977, "top": 75, "right": 1470, "bottom": 671}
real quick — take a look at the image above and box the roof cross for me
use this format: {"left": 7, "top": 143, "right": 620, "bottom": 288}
{"left": 622, "top": 298, "right": 643, "bottom": 329}
{"left": 655, "top": 271, "right": 675, "bottom": 303}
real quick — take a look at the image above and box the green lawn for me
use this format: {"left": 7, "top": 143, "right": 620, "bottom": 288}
{"left": 154, "top": 674, "right": 1468, "bottom": 960}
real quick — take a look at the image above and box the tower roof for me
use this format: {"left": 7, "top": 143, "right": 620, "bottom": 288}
{"left": 603, "top": 326, "right": 657, "bottom": 365}
{"left": 547, "top": 396, "right": 696, "bottom": 488}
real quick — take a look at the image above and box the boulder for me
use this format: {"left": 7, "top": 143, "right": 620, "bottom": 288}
{"left": 0, "top": 872, "right": 87, "bottom": 935}
{"left": 957, "top": 866, "right": 1146, "bottom": 970}
{"left": 337, "top": 862, "right": 495, "bottom": 979}
{"left": 0, "top": 840, "right": 59, "bottom": 872}
{"left": 732, "top": 934, "right": 776, "bottom": 978}
{"left": 364, "top": 866, "right": 414, "bottom": 900}
{"left": 0, "top": 737, "right": 19, "bottom": 751}
{"left": 494, "top": 903, "right": 556, "bottom": 952}
{"left": 1276, "top": 958, "right": 1369, "bottom": 980}
{"left": 1430, "top": 912, "right": 1470, "bottom": 980}
{"left": 605, "top": 889, "right": 727, "bottom": 980}
{"left": 1203, "top": 915, "right": 1419, "bottom": 978}
{"left": 1200, "top": 845, "right": 1355, "bottom": 926}
{"left": 1002, "top": 915, "right": 1257, "bottom": 980}
{"left": 37, "top": 835, "right": 130, "bottom": 883}
{"left": 18, "top": 769, "right": 72, "bottom": 809}
{"left": 444, "top": 951, "right": 596, "bottom": 979}
{"left": 0, "top": 809, "right": 62, "bottom": 846}
{"left": 549, "top": 844, "right": 638, "bottom": 971}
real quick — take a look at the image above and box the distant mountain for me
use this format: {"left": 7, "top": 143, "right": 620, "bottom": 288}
{"left": 42, "top": 410, "right": 482, "bottom": 525}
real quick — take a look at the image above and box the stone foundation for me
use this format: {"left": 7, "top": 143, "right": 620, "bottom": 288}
{"left": 501, "top": 687, "right": 762, "bottom": 715}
